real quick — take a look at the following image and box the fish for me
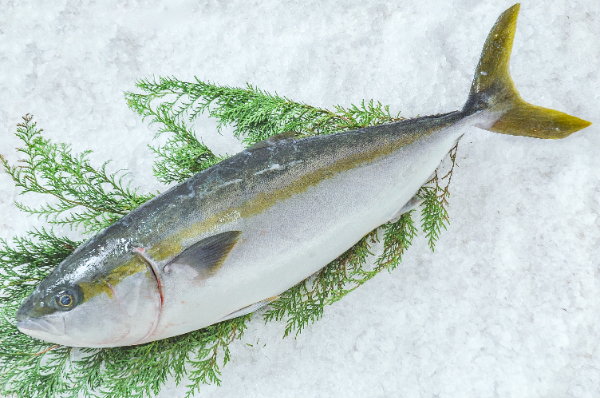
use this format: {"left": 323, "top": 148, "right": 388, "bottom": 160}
{"left": 16, "top": 3, "right": 591, "bottom": 348}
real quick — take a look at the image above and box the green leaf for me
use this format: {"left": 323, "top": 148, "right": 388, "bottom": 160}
{"left": 1, "top": 115, "right": 154, "bottom": 234}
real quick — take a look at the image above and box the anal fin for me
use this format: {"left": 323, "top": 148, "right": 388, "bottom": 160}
{"left": 219, "top": 295, "right": 280, "bottom": 322}
{"left": 389, "top": 194, "right": 423, "bottom": 223}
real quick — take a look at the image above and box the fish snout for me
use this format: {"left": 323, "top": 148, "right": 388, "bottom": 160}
{"left": 16, "top": 315, "right": 66, "bottom": 342}
{"left": 16, "top": 296, "right": 67, "bottom": 340}
{"left": 15, "top": 295, "right": 37, "bottom": 322}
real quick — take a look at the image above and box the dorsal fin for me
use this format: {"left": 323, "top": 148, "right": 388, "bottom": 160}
{"left": 250, "top": 131, "right": 297, "bottom": 149}
{"left": 388, "top": 193, "right": 423, "bottom": 224}
{"left": 163, "top": 231, "right": 242, "bottom": 278}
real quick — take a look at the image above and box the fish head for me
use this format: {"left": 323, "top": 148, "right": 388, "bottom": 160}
{"left": 16, "top": 240, "right": 161, "bottom": 347}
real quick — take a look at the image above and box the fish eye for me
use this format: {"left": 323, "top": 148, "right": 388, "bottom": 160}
{"left": 55, "top": 290, "right": 76, "bottom": 309}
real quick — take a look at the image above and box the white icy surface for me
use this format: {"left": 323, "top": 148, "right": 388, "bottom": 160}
{"left": 1, "top": 1, "right": 599, "bottom": 397}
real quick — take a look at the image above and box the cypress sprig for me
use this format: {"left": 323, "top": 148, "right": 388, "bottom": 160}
{"left": 125, "top": 77, "right": 404, "bottom": 147}
{"left": 0, "top": 229, "right": 80, "bottom": 398}
{"left": 376, "top": 212, "right": 419, "bottom": 272}
{"left": 418, "top": 142, "right": 458, "bottom": 251}
{"left": 1, "top": 78, "right": 457, "bottom": 397}
{"left": 332, "top": 100, "right": 404, "bottom": 130}
{"left": 1, "top": 115, "right": 154, "bottom": 234}
{"left": 128, "top": 96, "right": 224, "bottom": 184}
{"left": 0, "top": 228, "right": 80, "bottom": 309}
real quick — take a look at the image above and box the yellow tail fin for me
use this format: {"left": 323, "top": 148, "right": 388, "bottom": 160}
{"left": 463, "top": 3, "right": 591, "bottom": 139}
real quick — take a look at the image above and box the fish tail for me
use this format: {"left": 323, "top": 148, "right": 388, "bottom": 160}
{"left": 462, "top": 3, "right": 591, "bottom": 139}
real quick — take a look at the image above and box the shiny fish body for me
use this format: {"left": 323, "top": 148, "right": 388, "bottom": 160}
{"left": 16, "top": 4, "right": 591, "bottom": 347}
{"left": 117, "top": 110, "right": 469, "bottom": 342}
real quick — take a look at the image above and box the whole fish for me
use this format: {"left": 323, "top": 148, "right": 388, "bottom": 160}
{"left": 16, "top": 4, "right": 590, "bottom": 347}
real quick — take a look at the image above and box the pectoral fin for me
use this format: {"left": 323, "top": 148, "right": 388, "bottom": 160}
{"left": 163, "top": 231, "right": 242, "bottom": 278}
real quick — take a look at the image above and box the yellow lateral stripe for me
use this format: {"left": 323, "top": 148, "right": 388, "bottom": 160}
{"left": 79, "top": 255, "right": 149, "bottom": 302}
{"left": 146, "top": 125, "right": 446, "bottom": 262}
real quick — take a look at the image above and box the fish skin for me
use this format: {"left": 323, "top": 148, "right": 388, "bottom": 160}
{"left": 131, "top": 109, "right": 473, "bottom": 343}
{"left": 17, "top": 106, "right": 472, "bottom": 347}
{"left": 56, "top": 110, "right": 463, "bottom": 269}
{"left": 16, "top": 4, "right": 591, "bottom": 347}
{"left": 52, "top": 110, "right": 462, "bottom": 277}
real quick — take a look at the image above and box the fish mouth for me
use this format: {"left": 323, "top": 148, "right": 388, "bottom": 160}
{"left": 17, "top": 317, "right": 66, "bottom": 338}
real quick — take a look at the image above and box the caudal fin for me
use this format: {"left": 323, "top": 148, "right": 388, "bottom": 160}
{"left": 463, "top": 3, "right": 591, "bottom": 139}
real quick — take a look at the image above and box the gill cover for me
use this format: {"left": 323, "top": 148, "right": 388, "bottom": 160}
{"left": 17, "top": 251, "right": 161, "bottom": 348}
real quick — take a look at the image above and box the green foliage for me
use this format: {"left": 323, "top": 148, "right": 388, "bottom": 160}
{"left": 0, "top": 229, "right": 79, "bottom": 398}
{"left": 1, "top": 115, "right": 154, "bottom": 234}
{"left": 125, "top": 77, "right": 404, "bottom": 148}
{"left": 0, "top": 228, "right": 80, "bottom": 308}
{"left": 125, "top": 92, "right": 224, "bottom": 185}
{"left": 418, "top": 143, "right": 458, "bottom": 251}
{"left": 1, "top": 297, "right": 249, "bottom": 398}
{"left": 0, "top": 78, "right": 456, "bottom": 397}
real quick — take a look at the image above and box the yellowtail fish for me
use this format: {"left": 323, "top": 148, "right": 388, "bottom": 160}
{"left": 16, "top": 4, "right": 590, "bottom": 347}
